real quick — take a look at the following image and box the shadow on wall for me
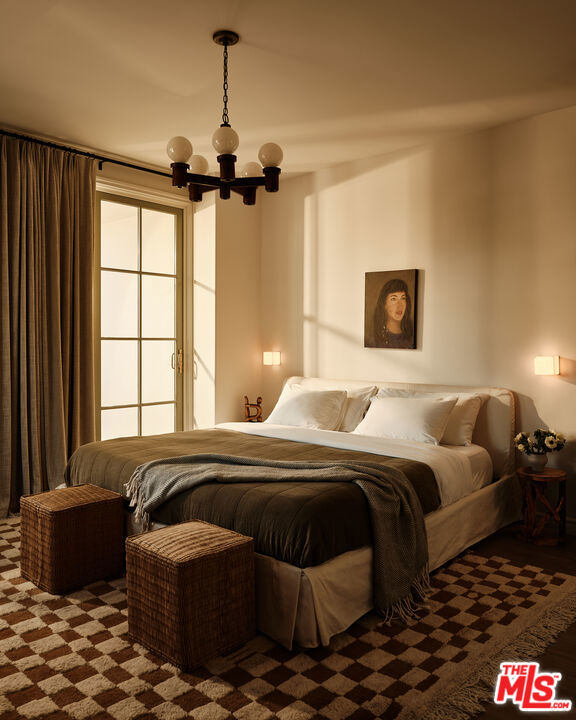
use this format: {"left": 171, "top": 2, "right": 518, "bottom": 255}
{"left": 311, "top": 145, "right": 423, "bottom": 194}
{"left": 192, "top": 349, "right": 215, "bottom": 428}
{"left": 514, "top": 391, "right": 576, "bottom": 521}
{"left": 515, "top": 392, "right": 552, "bottom": 466}
{"left": 515, "top": 391, "right": 574, "bottom": 469}
{"left": 300, "top": 147, "right": 430, "bottom": 384}
{"left": 559, "top": 357, "right": 576, "bottom": 385}
{"left": 301, "top": 132, "right": 496, "bottom": 387}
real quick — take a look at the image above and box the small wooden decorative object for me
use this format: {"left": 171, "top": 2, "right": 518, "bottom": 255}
{"left": 518, "top": 467, "right": 567, "bottom": 545}
{"left": 244, "top": 395, "right": 263, "bottom": 422}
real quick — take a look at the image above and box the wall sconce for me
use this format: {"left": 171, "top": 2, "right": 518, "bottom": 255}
{"left": 263, "top": 351, "right": 281, "bottom": 366}
{"left": 534, "top": 356, "right": 560, "bottom": 375}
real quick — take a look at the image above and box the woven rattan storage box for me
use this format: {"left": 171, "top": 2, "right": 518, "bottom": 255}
{"left": 126, "top": 520, "right": 255, "bottom": 671}
{"left": 20, "top": 484, "right": 124, "bottom": 594}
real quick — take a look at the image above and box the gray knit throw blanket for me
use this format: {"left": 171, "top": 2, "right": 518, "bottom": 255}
{"left": 125, "top": 454, "right": 430, "bottom": 622}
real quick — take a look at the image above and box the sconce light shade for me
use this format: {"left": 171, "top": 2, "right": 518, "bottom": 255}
{"left": 263, "top": 351, "right": 281, "bottom": 366}
{"left": 534, "top": 356, "right": 560, "bottom": 375}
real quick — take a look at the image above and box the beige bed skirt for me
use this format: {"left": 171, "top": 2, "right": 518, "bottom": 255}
{"left": 255, "top": 473, "right": 521, "bottom": 649}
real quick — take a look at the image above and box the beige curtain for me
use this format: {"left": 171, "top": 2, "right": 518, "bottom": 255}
{"left": 0, "top": 135, "right": 96, "bottom": 516}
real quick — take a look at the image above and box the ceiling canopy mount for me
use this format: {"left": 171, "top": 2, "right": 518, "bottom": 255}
{"left": 212, "top": 30, "right": 239, "bottom": 47}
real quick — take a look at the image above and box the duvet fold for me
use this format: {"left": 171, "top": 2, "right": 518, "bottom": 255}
{"left": 125, "top": 453, "right": 430, "bottom": 622}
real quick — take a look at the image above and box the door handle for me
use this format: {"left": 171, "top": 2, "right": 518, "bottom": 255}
{"left": 171, "top": 349, "right": 183, "bottom": 374}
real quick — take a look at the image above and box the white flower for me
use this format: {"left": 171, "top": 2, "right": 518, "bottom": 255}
{"left": 545, "top": 437, "right": 557, "bottom": 449}
{"left": 517, "top": 444, "right": 525, "bottom": 452}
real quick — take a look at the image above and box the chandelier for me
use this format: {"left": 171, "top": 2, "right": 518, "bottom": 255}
{"left": 166, "top": 30, "right": 283, "bottom": 206}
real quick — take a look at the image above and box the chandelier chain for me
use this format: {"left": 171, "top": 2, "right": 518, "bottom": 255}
{"left": 222, "top": 42, "right": 230, "bottom": 126}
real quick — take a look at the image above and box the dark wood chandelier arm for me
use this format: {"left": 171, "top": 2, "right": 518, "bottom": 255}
{"left": 231, "top": 185, "right": 258, "bottom": 206}
{"left": 171, "top": 163, "right": 280, "bottom": 204}
{"left": 228, "top": 170, "right": 281, "bottom": 192}
{"left": 188, "top": 184, "right": 211, "bottom": 202}
{"left": 187, "top": 174, "right": 224, "bottom": 188}
{"left": 228, "top": 177, "right": 266, "bottom": 187}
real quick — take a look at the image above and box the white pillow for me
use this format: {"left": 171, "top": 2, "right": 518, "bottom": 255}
{"left": 339, "top": 386, "right": 378, "bottom": 432}
{"left": 265, "top": 386, "right": 347, "bottom": 430}
{"left": 440, "top": 394, "right": 487, "bottom": 445}
{"left": 353, "top": 396, "right": 458, "bottom": 445}
{"left": 375, "top": 389, "right": 487, "bottom": 445}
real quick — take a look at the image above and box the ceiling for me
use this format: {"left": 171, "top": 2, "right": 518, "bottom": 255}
{"left": 2, "top": 0, "right": 576, "bottom": 175}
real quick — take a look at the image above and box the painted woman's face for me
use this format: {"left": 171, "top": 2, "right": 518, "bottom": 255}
{"left": 384, "top": 291, "right": 407, "bottom": 323}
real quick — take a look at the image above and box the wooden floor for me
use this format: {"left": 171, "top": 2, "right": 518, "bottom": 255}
{"left": 471, "top": 523, "right": 576, "bottom": 719}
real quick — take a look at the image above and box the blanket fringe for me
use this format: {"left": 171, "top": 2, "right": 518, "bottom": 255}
{"left": 400, "top": 585, "right": 576, "bottom": 720}
{"left": 124, "top": 469, "right": 150, "bottom": 530}
{"left": 380, "top": 567, "right": 432, "bottom": 624}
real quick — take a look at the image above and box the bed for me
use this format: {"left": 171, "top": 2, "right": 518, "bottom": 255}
{"left": 65, "top": 376, "right": 521, "bottom": 649}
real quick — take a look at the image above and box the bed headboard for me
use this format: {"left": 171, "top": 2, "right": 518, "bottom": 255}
{"left": 285, "top": 376, "right": 516, "bottom": 479}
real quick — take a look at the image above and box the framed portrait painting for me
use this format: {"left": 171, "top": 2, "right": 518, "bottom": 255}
{"left": 364, "top": 269, "right": 418, "bottom": 349}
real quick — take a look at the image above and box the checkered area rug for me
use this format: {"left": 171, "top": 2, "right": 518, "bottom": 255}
{"left": 1, "top": 517, "right": 575, "bottom": 720}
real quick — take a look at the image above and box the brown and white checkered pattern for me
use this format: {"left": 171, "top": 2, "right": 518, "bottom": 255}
{"left": 0, "top": 517, "right": 573, "bottom": 719}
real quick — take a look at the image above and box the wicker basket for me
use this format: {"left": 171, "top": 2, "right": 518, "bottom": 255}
{"left": 126, "top": 520, "right": 255, "bottom": 671}
{"left": 20, "top": 484, "right": 124, "bottom": 594}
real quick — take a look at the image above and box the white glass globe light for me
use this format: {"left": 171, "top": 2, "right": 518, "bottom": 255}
{"left": 189, "top": 155, "right": 209, "bottom": 174}
{"left": 212, "top": 126, "right": 239, "bottom": 154}
{"left": 166, "top": 136, "right": 193, "bottom": 163}
{"left": 240, "top": 161, "right": 263, "bottom": 177}
{"left": 258, "top": 142, "right": 283, "bottom": 167}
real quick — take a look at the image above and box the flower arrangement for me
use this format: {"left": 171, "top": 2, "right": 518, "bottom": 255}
{"left": 514, "top": 428, "right": 565, "bottom": 456}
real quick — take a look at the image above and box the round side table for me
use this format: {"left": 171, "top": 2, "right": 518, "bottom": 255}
{"left": 517, "top": 467, "right": 566, "bottom": 545}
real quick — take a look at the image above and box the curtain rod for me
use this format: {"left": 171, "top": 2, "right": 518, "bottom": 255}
{"left": 0, "top": 129, "right": 172, "bottom": 179}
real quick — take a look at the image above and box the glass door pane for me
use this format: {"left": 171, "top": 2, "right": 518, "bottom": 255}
{"left": 101, "top": 271, "right": 138, "bottom": 338}
{"left": 97, "top": 194, "right": 183, "bottom": 441}
{"left": 142, "top": 340, "right": 175, "bottom": 403}
{"left": 142, "top": 209, "right": 175, "bottom": 275}
{"left": 142, "top": 404, "right": 175, "bottom": 436}
{"left": 142, "top": 275, "right": 175, "bottom": 338}
{"left": 101, "top": 407, "right": 139, "bottom": 441}
{"left": 101, "top": 201, "right": 138, "bottom": 270}
{"left": 101, "top": 340, "right": 139, "bottom": 407}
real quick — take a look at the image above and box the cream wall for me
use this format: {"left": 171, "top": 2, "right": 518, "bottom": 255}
{"left": 490, "top": 108, "right": 576, "bottom": 437}
{"left": 260, "top": 104, "right": 576, "bottom": 518}
{"left": 192, "top": 192, "right": 262, "bottom": 427}
{"left": 260, "top": 134, "right": 494, "bottom": 403}
{"left": 214, "top": 194, "right": 262, "bottom": 423}
{"left": 193, "top": 197, "right": 217, "bottom": 427}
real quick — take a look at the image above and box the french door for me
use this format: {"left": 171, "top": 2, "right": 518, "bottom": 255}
{"left": 95, "top": 193, "right": 183, "bottom": 440}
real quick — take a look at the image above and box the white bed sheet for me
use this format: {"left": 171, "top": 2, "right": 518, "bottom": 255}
{"left": 441, "top": 443, "right": 493, "bottom": 493}
{"left": 216, "top": 422, "right": 493, "bottom": 507}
